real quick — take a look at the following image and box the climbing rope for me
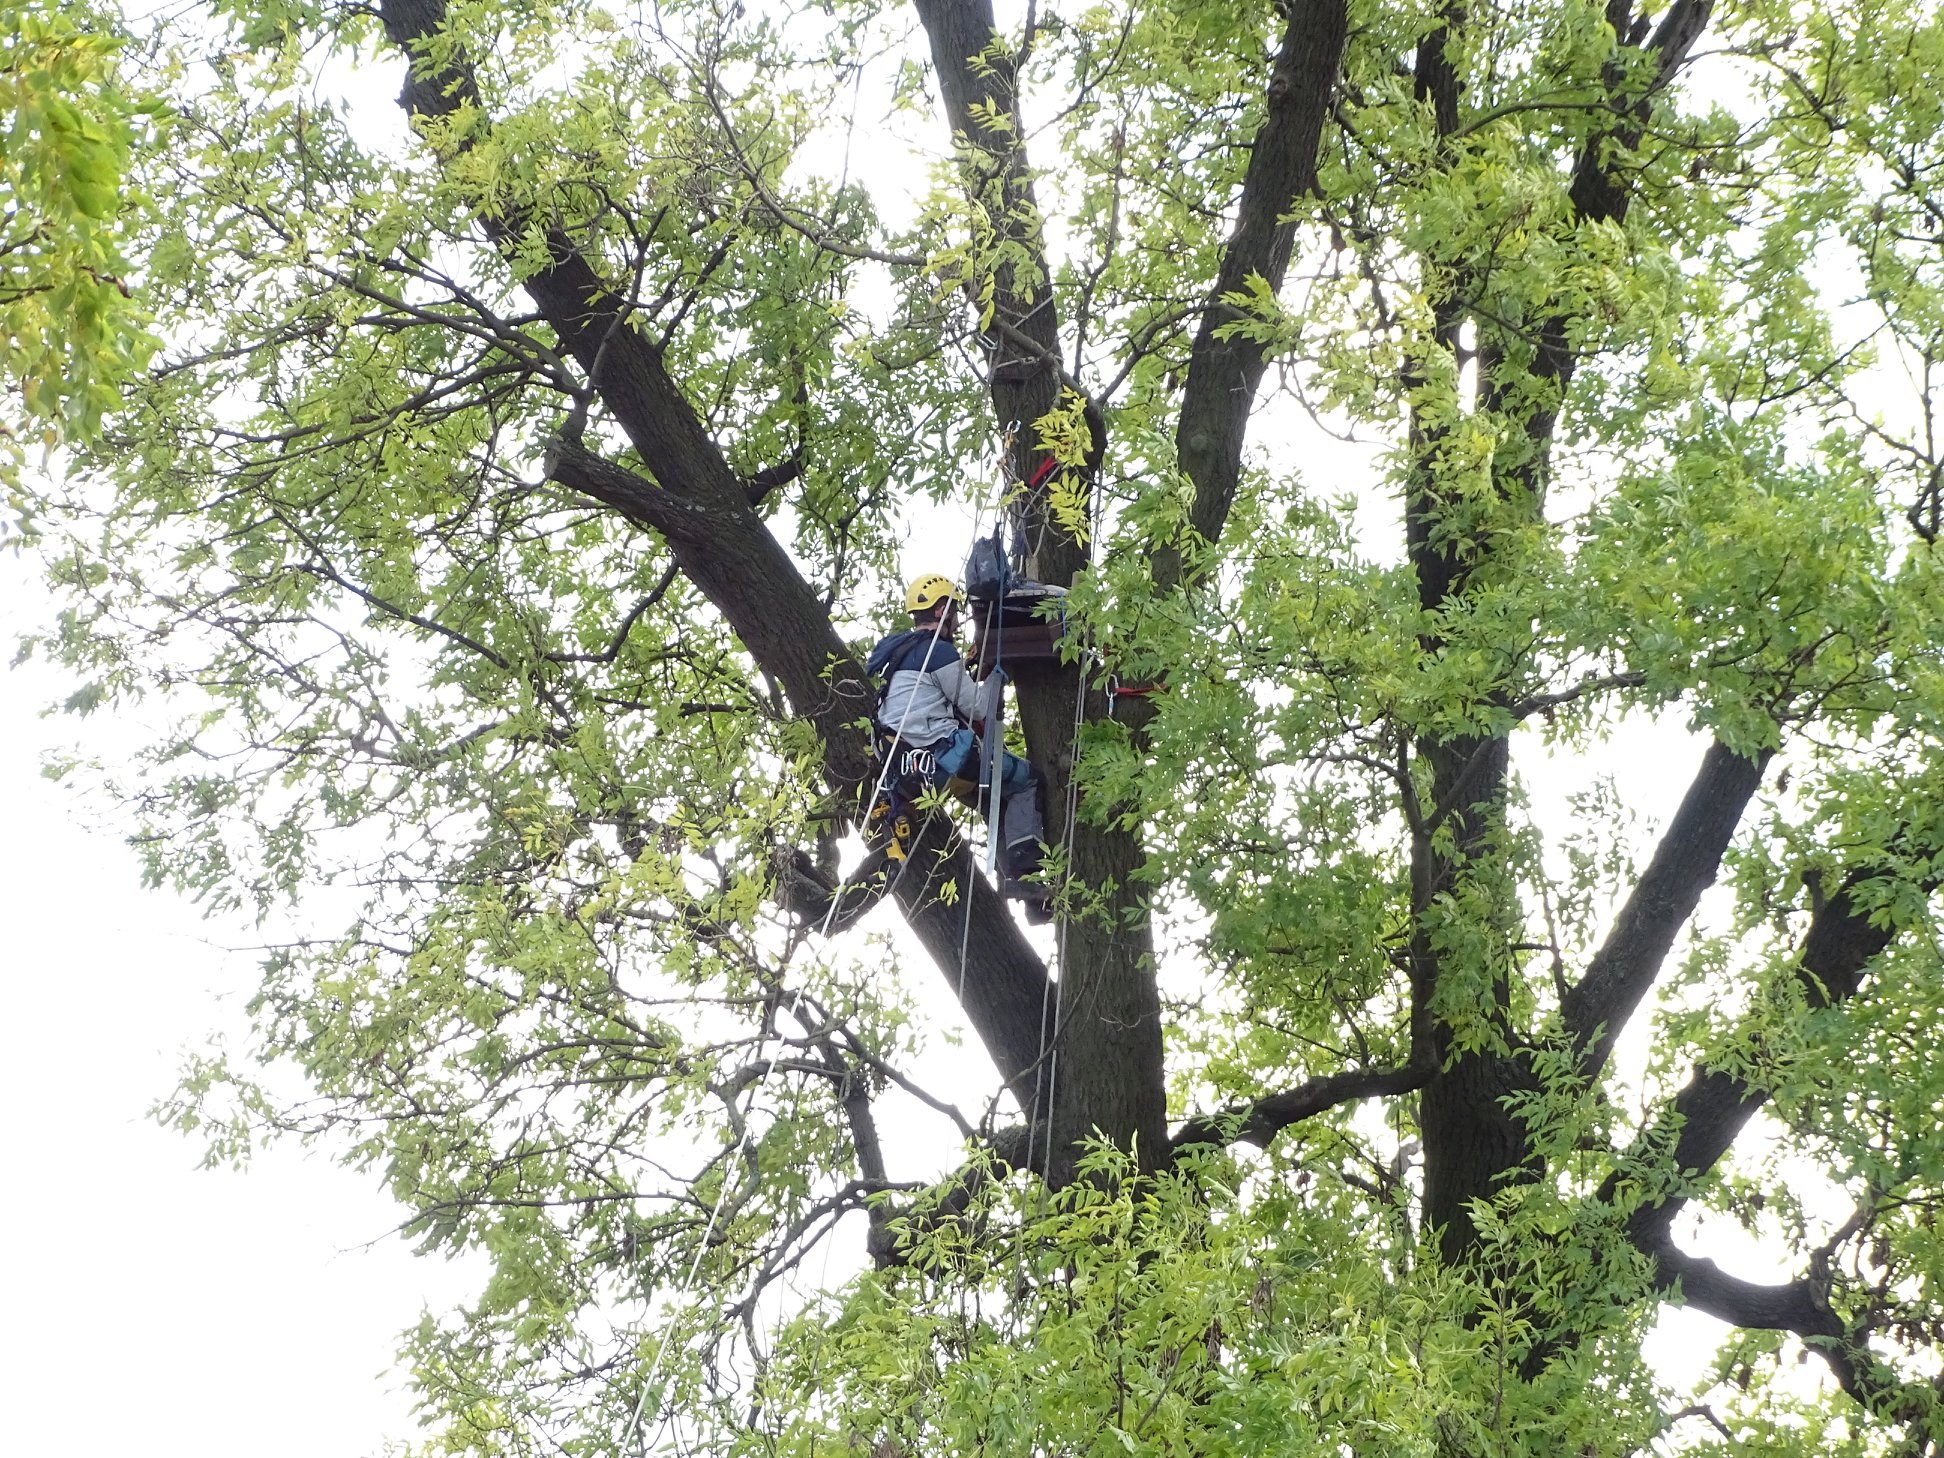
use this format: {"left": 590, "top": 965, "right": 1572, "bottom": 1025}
{"left": 621, "top": 539, "right": 980, "bottom": 1452}
{"left": 620, "top": 417, "right": 1114, "bottom": 1451}
{"left": 958, "top": 588, "right": 1002, "bottom": 1005}
{"left": 623, "top": 441, "right": 1030, "bottom": 1453}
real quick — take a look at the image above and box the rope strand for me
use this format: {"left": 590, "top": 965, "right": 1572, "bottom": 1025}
{"left": 626, "top": 421, "right": 1086, "bottom": 1452}
{"left": 621, "top": 507, "right": 987, "bottom": 1453}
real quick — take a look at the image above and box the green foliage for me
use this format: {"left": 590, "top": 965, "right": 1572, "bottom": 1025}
{"left": 0, "top": 0, "right": 152, "bottom": 525}
{"left": 16, "top": 0, "right": 1944, "bottom": 1452}
{"left": 751, "top": 1140, "right": 1686, "bottom": 1458}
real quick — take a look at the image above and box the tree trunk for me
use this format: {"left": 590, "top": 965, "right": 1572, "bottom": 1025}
{"left": 913, "top": 0, "right": 1168, "bottom": 1174}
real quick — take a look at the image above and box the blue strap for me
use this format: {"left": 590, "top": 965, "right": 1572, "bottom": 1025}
{"left": 867, "top": 628, "right": 961, "bottom": 681}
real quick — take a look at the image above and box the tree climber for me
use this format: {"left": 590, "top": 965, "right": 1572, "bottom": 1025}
{"left": 867, "top": 573, "right": 1051, "bottom": 920}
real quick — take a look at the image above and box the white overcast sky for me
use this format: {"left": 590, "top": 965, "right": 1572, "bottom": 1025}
{"left": 0, "top": 555, "right": 484, "bottom": 1457}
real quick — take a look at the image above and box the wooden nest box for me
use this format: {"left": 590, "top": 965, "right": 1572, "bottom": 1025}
{"left": 968, "top": 580, "right": 1068, "bottom": 678}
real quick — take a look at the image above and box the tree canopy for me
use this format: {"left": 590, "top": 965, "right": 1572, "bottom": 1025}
{"left": 0, "top": 0, "right": 149, "bottom": 517}
{"left": 23, "top": 0, "right": 1944, "bottom": 1451}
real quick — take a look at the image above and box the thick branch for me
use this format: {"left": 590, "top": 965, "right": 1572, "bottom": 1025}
{"left": 380, "top": 0, "right": 873, "bottom": 791}
{"left": 743, "top": 455, "right": 802, "bottom": 507}
{"left": 1169, "top": 1064, "right": 1432, "bottom": 1154}
{"left": 1560, "top": 740, "right": 1771, "bottom": 1080}
{"left": 910, "top": 0, "right": 1076, "bottom": 578}
{"left": 881, "top": 815, "right": 1059, "bottom": 1105}
{"left": 1566, "top": 0, "right": 1712, "bottom": 230}
{"left": 1161, "top": 0, "right": 1349, "bottom": 583}
{"left": 1646, "top": 1238, "right": 1841, "bottom": 1339}
{"left": 776, "top": 814, "right": 1059, "bottom": 1106}
{"left": 867, "top": 1123, "right": 1033, "bottom": 1267}
{"left": 543, "top": 433, "right": 712, "bottom": 541}
{"left": 1615, "top": 865, "right": 1914, "bottom": 1255}
{"left": 1412, "top": 1, "right": 1716, "bottom": 1258}
{"left": 1523, "top": 868, "right": 1920, "bottom": 1388}
{"left": 1642, "top": 1237, "right": 1939, "bottom": 1432}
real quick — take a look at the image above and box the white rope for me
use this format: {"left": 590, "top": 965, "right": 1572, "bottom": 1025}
{"left": 956, "top": 828, "right": 978, "bottom": 1004}
{"left": 983, "top": 603, "right": 1005, "bottom": 876}
{"left": 741, "top": 448, "right": 1021, "bottom": 1441}
{"left": 1041, "top": 665, "right": 1088, "bottom": 1179}
{"left": 623, "top": 461, "right": 1016, "bottom": 1453}
{"left": 958, "top": 592, "right": 1003, "bottom": 1004}
{"left": 634, "top": 431, "right": 1096, "bottom": 1446}
{"left": 622, "top": 595, "right": 958, "bottom": 1452}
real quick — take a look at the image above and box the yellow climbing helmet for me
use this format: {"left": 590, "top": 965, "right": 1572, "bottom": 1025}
{"left": 904, "top": 573, "right": 962, "bottom": 615}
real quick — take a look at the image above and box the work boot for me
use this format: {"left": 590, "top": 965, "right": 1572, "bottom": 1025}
{"left": 1002, "top": 837, "right": 1044, "bottom": 886}
{"left": 1000, "top": 837, "right": 1053, "bottom": 923}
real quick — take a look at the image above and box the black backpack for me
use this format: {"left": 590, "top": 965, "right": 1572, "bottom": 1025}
{"left": 963, "top": 527, "right": 1011, "bottom": 603}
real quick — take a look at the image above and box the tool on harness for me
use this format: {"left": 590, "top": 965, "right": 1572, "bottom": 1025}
{"left": 863, "top": 627, "right": 954, "bottom": 867}
{"left": 865, "top": 793, "right": 915, "bottom": 864}
{"left": 863, "top": 724, "right": 939, "bottom": 868}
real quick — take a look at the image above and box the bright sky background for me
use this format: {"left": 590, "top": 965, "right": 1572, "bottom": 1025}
{"left": 0, "top": 557, "right": 484, "bottom": 1457}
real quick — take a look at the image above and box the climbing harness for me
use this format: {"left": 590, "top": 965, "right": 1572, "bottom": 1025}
{"left": 862, "top": 622, "right": 966, "bottom": 865}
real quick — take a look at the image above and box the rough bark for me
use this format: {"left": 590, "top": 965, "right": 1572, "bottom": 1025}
{"left": 1418, "top": 1000, "right": 1531, "bottom": 1259}
{"left": 912, "top": 0, "right": 1358, "bottom": 1179}
{"left": 1405, "top": 5, "right": 1523, "bottom": 1263}
{"left": 1170, "top": 1063, "right": 1433, "bottom": 1154}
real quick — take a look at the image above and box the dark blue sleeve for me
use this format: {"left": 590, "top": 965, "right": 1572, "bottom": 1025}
{"left": 869, "top": 630, "right": 964, "bottom": 680}
{"left": 908, "top": 639, "right": 965, "bottom": 675}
